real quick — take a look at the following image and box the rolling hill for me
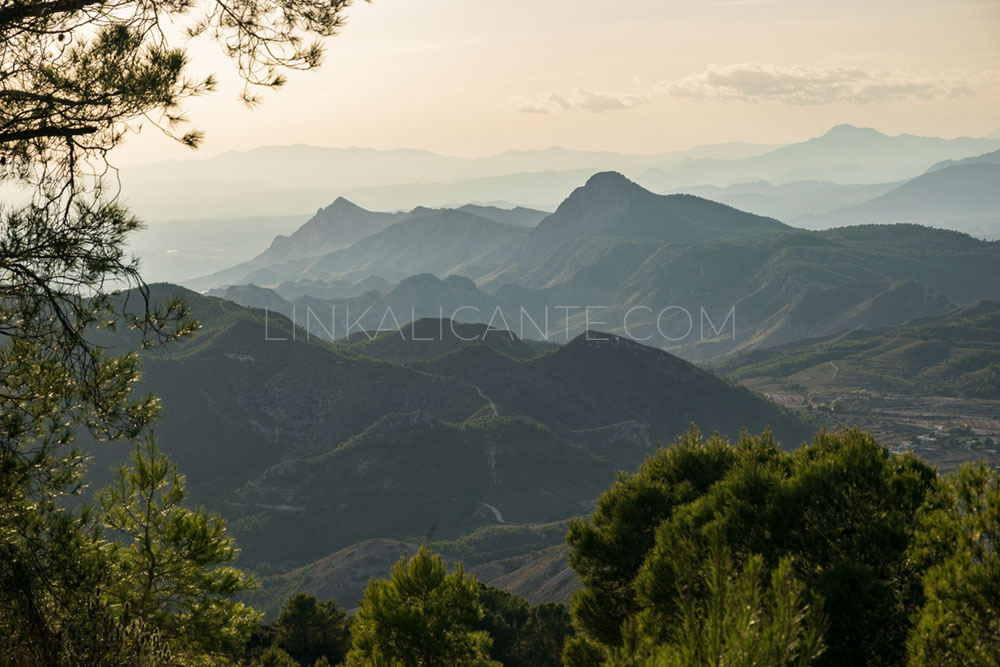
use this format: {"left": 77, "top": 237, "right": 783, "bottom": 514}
{"left": 340, "top": 318, "right": 553, "bottom": 363}
{"left": 86, "top": 285, "right": 814, "bottom": 572}
{"left": 714, "top": 300, "right": 1000, "bottom": 400}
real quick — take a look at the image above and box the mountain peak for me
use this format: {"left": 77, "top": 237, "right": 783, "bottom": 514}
{"left": 821, "top": 124, "right": 884, "bottom": 139}
{"left": 326, "top": 196, "right": 366, "bottom": 214}
{"left": 584, "top": 170, "right": 639, "bottom": 189}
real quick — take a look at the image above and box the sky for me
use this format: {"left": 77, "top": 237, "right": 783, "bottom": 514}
{"left": 112, "top": 0, "right": 1000, "bottom": 165}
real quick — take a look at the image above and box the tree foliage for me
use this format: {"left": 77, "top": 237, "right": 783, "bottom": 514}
{"left": 565, "top": 427, "right": 938, "bottom": 667}
{"left": 565, "top": 427, "right": 737, "bottom": 647}
{"left": 609, "top": 537, "right": 825, "bottom": 667}
{"left": 0, "top": 0, "right": 358, "bottom": 659}
{"left": 275, "top": 593, "right": 352, "bottom": 666}
{"left": 1, "top": 439, "right": 258, "bottom": 665}
{"left": 346, "top": 545, "right": 500, "bottom": 667}
{"left": 476, "top": 584, "right": 574, "bottom": 667}
{"left": 908, "top": 461, "right": 1000, "bottom": 666}
{"left": 96, "top": 438, "right": 260, "bottom": 662}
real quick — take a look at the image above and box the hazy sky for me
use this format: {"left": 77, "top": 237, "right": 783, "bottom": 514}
{"left": 114, "top": 0, "right": 1000, "bottom": 165}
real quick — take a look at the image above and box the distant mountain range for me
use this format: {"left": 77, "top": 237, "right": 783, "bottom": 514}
{"left": 86, "top": 285, "right": 813, "bottom": 574}
{"left": 663, "top": 180, "right": 898, "bottom": 223}
{"left": 639, "top": 124, "right": 1000, "bottom": 189}
{"left": 800, "top": 162, "right": 1000, "bottom": 239}
{"left": 121, "top": 142, "right": 778, "bottom": 220}
{"left": 193, "top": 202, "right": 545, "bottom": 288}
{"left": 925, "top": 148, "right": 1000, "bottom": 173}
{"left": 664, "top": 148, "right": 1000, "bottom": 239}
{"left": 120, "top": 125, "right": 1000, "bottom": 222}
{"left": 201, "top": 171, "right": 1000, "bottom": 361}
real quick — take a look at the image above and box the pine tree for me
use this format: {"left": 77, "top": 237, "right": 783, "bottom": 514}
{"left": 346, "top": 545, "right": 501, "bottom": 667}
{"left": 96, "top": 439, "right": 261, "bottom": 664}
{"left": 908, "top": 462, "right": 1000, "bottom": 666}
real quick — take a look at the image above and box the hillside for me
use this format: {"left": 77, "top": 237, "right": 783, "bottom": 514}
{"left": 210, "top": 224, "right": 1000, "bottom": 362}
{"left": 245, "top": 532, "right": 577, "bottom": 618}
{"left": 84, "top": 285, "right": 813, "bottom": 574}
{"left": 714, "top": 300, "right": 1000, "bottom": 400}
{"left": 300, "top": 209, "right": 530, "bottom": 282}
{"left": 231, "top": 413, "right": 614, "bottom": 565}
{"left": 502, "top": 224, "right": 999, "bottom": 360}
{"left": 191, "top": 201, "right": 535, "bottom": 289}
{"left": 455, "top": 204, "right": 548, "bottom": 227}
{"left": 480, "top": 171, "right": 794, "bottom": 287}
{"left": 531, "top": 171, "right": 791, "bottom": 244}
{"left": 415, "top": 331, "right": 812, "bottom": 444}
{"left": 211, "top": 273, "right": 525, "bottom": 342}
{"left": 341, "top": 318, "right": 551, "bottom": 363}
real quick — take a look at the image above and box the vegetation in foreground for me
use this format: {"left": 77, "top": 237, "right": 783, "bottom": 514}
{"left": 4, "top": 425, "right": 1000, "bottom": 666}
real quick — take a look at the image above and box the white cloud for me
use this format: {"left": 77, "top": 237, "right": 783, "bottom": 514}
{"left": 667, "top": 63, "right": 978, "bottom": 105}
{"left": 510, "top": 88, "right": 650, "bottom": 115}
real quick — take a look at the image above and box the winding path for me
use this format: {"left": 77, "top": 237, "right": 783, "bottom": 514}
{"left": 406, "top": 365, "right": 499, "bottom": 417}
{"left": 479, "top": 502, "right": 506, "bottom": 523}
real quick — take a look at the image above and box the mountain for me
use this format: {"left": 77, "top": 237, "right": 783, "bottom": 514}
{"left": 531, "top": 172, "right": 792, "bottom": 245}
{"left": 121, "top": 142, "right": 781, "bottom": 221}
{"left": 86, "top": 285, "right": 814, "bottom": 571}
{"left": 480, "top": 171, "right": 794, "bottom": 287}
{"left": 455, "top": 204, "right": 548, "bottom": 227}
{"left": 268, "top": 197, "right": 406, "bottom": 258}
{"left": 211, "top": 273, "right": 523, "bottom": 342}
{"left": 341, "top": 318, "right": 552, "bottom": 363}
{"left": 413, "top": 331, "right": 808, "bottom": 443}
{"left": 120, "top": 128, "right": 997, "bottom": 224}
{"left": 638, "top": 124, "right": 1000, "bottom": 190}
{"left": 715, "top": 300, "right": 1000, "bottom": 400}
{"left": 190, "top": 201, "right": 534, "bottom": 289}
{"left": 810, "top": 163, "right": 1000, "bottom": 239}
{"left": 125, "top": 143, "right": 780, "bottom": 195}
{"left": 201, "top": 173, "right": 1000, "bottom": 363}
{"left": 925, "top": 148, "right": 1000, "bottom": 173}
{"left": 489, "top": 223, "right": 997, "bottom": 360}
{"left": 299, "top": 209, "right": 530, "bottom": 282}
{"left": 188, "top": 198, "right": 407, "bottom": 289}
{"left": 271, "top": 275, "right": 393, "bottom": 301}
{"left": 665, "top": 180, "right": 898, "bottom": 224}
